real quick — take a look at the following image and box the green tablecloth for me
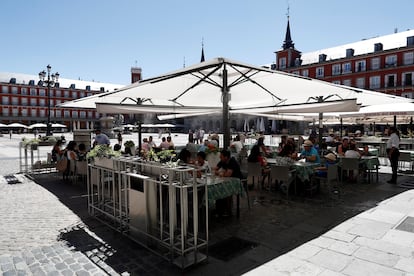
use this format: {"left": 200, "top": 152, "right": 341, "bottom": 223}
{"left": 206, "top": 177, "right": 243, "bottom": 207}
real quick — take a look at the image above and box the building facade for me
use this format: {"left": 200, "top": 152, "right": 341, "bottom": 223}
{"left": 274, "top": 18, "right": 414, "bottom": 99}
{"left": 0, "top": 72, "right": 123, "bottom": 130}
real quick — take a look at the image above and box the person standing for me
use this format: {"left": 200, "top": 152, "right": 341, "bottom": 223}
{"left": 93, "top": 129, "right": 110, "bottom": 146}
{"left": 386, "top": 126, "right": 400, "bottom": 184}
{"left": 117, "top": 132, "right": 122, "bottom": 145}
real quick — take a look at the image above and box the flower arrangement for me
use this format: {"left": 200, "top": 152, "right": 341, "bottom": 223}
{"left": 86, "top": 144, "right": 121, "bottom": 159}
{"left": 124, "top": 140, "right": 135, "bottom": 148}
{"left": 21, "top": 137, "right": 40, "bottom": 148}
{"left": 205, "top": 143, "right": 219, "bottom": 155}
{"left": 157, "top": 149, "right": 176, "bottom": 162}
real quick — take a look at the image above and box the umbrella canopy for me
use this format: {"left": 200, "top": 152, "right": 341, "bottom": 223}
{"left": 60, "top": 57, "right": 412, "bottom": 147}
{"left": 28, "top": 123, "right": 47, "bottom": 129}
{"left": 51, "top": 123, "right": 67, "bottom": 128}
{"left": 340, "top": 102, "right": 414, "bottom": 125}
{"left": 0, "top": 123, "right": 7, "bottom": 128}
{"left": 8, "top": 123, "right": 28, "bottom": 128}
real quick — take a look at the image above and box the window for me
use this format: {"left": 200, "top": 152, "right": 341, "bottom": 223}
{"left": 72, "top": 111, "right": 78, "bottom": 118}
{"left": 2, "top": 96, "right": 9, "bottom": 104}
{"left": 278, "top": 57, "right": 286, "bottom": 69}
{"left": 30, "top": 98, "right": 37, "bottom": 106}
{"left": 56, "top": 99, "right": 62, "bottom": 106}
{"left": 343, "top": 79, "right": 352, "bottom": 87}
{"left": 30, "top": 88, "right": 37, "bottom": 96}
{"left": 80, "top": 91, "right": 85, "bottom": 98}
{"left": 385, "top": 55, "right": 397, "bottom": 67}
{"left": 39, "top": 98, "right": 46, "bottom": 107}
{"left": 21, "top": 98, "right": 28, "bottom": 106}
{"left": 72, "top": 91, "right": 78, "bottom": 98}
{"left": 80, "top": 111, "right": 86, "bottom": 118}
{"left": 385, "top": 74, "right": 397, "bottom": 87}
{"left": 55, "top": 110, "right": 61, "bottom": 118}
{"left": 39, "top": 89, "right": 46, "bottom": 97}
{"left": 302, "top": 69, "right": 309, "bottom": 77}
{"left": 291, "top": 70, "right": 299, "bottom": 75}
{"left": 332, "top": 64, "right": 341, "bottom": 75}
{"left": 2, "top": 86, "right": 8, "bottom": 93}
{"left": 21, "top": 87, "right": 27, "bottom": 95}
{"left": 11, "top": 86, "right": 18, "bottom": 94}
{"left": 39, "top": 109, "right": 46, "bottom": 117}
{"left": 355, "top": 60, "right": 366, "bottom": 72}
{"left": 356, "top": 78, "right": 365, "bottom": 88}
{"left": 21, "top": 108, "right": 28, "bottom": 117}
{"left": 12, "top": 108, "right": 18, "bottom": 116}
{"left": 403, "top": 72, "right": 413, "bottom": 86}
{"left": 88, "top": 111, "right": 94, "bottom": 118}
{"left": 342, "top": 62, "right": 352, "bottom": 73}
{"left": 3, "top": 108, "right": 9, "bottom": 116}
{"left": 64, "top": 110, "right": 70, "bottom": 118}
{"left": 316, "top": 67, "right": 324, "bottom": 78}
{"left": 64, "top": 91, "right": 70, "bottom": 98}
{"left": 11, "top": 97, "right": 18, "bottom": 105}
{"left": 371, "top": 57, "right": 380, "bottom": 70}
{"left": 332, "top": 80, "right": 341, "bottom": 85}
{"left": 55, "top": 90, "right": 61, "bottom": 97}
{"left": 369, "top": 76, "right": 381, "bottom": 89}
{"left": 31, "top": 109, "right": 37, "bottom": 117}
{"left": 403, "top": 52, "right": 414, "bottom": 65}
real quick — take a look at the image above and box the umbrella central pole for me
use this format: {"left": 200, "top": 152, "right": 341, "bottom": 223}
{"left": 222, "top": 66, "right": 230, "bottom": 149}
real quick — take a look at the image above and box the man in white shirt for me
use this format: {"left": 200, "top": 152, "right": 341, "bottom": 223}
{"left": 386, "top": 127, "right": 400, "bottom": 184}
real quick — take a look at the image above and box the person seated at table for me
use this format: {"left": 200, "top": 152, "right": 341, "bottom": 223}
{"left": 360, "top": 145, "right": 373, "bottom": 156}
{"left": 195, "top": 151, "right": 210, "bottom": 178}
{"left": 77, "top": 143, "right": 88, "bottom": 161}
{"left": 159, "top": 137, "right": 170, "bottom": 150}
{"left": 314, "top": 153, "right": 338, "bottom": 178}
{"left": 336, "top": 137, "right": 350, "bottom": 156}
{"left": 279, "top": 143, "right": 297, "bottom": 161}
{"left": 230, "top": 135, "right": 243, "bottom": 153}
{"left": 344, "top": 142, "right": 361, "bottom": 159}
{"left": 257, "top": 136, "right": 271, "bottom": 157}
{"left": 177, "top": 148, "right": 193, "bottom": 165}
{"left": 278, "top": 135, "right": 288, "bottom": 153}
{"left": 186, "top": 135, "right": 198, "bottom": 159}
{"left": 214, "top": 149, "right": 242, "bottom": 217}
{"left": 148, "top": 136, "right": 157, "bottom": 150}
{"left": 343, "top": 142, "right": 361, "bottom": 182}
{"left": 299, "top": 140, "right": 320, "bottom": 164}
{"left": 248, "top": 145, "right": 270, "bottom": 188}
{"left": 51, "top": 139, "right": 64, "bottom": 162}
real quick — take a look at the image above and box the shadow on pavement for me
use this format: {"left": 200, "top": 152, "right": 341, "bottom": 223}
{"left": 30, "top": 171, "right": 411, "bottom": 276}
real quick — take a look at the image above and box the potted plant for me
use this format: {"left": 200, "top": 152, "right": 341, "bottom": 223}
{"left": 87, "top": 144, "right": 122, "bottom": 169}
{"left": 21, "top": 137, "right": 40, "bottom": 150}
{"left": 123, "top": 140, "right": 136, "bottom": 155}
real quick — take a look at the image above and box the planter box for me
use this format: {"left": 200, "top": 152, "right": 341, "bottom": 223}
{"left": 94, "top": 157, "right": 114, "bottom": 169}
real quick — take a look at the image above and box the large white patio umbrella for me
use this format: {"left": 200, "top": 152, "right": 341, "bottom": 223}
{"left": 8, "top": 123, "right": 28, "bottom": 128}
{"left": 61, "top": 57, "right": 412, "bottom": 148}
{"left": 28, "top": 123, "right": 47, "bottom": 129}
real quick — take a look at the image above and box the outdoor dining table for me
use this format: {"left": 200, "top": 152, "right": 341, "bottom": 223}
{"left": 267, "top": 158, "right": 319, "bottom": 182}
{"left": 337, "top": 155, "right": 380, "bottom": 183}
{"left": 200, "top": 176, "right": 244, "bottom": 218}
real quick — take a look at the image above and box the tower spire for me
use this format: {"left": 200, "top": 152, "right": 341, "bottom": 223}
{"left": 282, "top": 5, "right": 294, "bottom": 50}
{"left": 200, "top": 37, "right": 205, "bottom": 62}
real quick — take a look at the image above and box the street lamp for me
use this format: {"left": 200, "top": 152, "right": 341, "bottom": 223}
{"left": 39, "top": 65, "right": 59, "bottom": 136}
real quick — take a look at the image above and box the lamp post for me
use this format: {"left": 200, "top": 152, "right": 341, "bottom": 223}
{"left": 39, "top": 65, "right": 59, "bottom": 136}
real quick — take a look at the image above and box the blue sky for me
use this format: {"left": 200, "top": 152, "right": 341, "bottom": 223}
{"left": 1, "top": 0, "right": 413, "bottom": 85}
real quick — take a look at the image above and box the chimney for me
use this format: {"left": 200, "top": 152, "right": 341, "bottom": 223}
{"left": 131, "top": 67, "right": 142, "bottom": 84}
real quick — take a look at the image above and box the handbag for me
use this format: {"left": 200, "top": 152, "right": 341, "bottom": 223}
{"left": 56, "top": 157, "right": 68, "bottom": 172}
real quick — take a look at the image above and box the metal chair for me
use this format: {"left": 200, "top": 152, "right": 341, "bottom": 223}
{"left": 240, "top": 170, "right": 251, "bottom": 210}
{"left": 269, "top": 165, "right": 296, "bottom": 200}
{"left": 398, "top": 152, "right": 412, "bottom": 171}
{"left": 247, "top": 162, "right": 265, "bottom": 204}
{"left": 340, "top": 157, "right": 360, "bottom": 184}
{"left": 313, "top": 164, "right": 340, "bottom": 200}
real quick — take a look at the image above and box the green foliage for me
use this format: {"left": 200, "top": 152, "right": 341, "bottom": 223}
{"left": 87, "top": 144, "right": 122, "bottom": 159}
